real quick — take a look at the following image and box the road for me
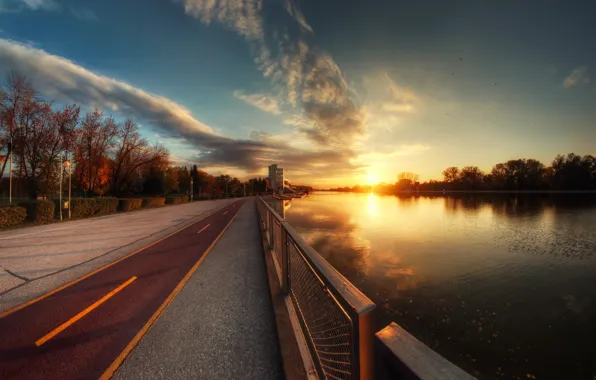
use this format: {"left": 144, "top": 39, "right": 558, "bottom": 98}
{"left": 0, "top": 200, "right": 245, "bottom": 380}
{"left": 0, "top": 198, "right": 237, "bottom": 311}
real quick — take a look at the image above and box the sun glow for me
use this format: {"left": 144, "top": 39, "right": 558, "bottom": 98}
{"left": 367, "top": 173, "right": 378, "bottom": 185}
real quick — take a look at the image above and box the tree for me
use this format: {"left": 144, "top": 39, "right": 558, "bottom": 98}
{"left": 163, "top": 166, "right": 180, "bottom": 194}
{"left": 551, "top": 153, "right": 596, "bottom": 190}
{"left": 74, "top": 109, "right": 118, "bottom": 196}
{"left": 2, "top": 75, "right": 80, "bottom": 198}
{"left": 443, "top": 167, "right": 459, "bottom": 183}
{"left": 397, "top": 172, "right": 419, "bottom": 182}
{"left": 177, "top": 166, "right": 190, "bottom": 194}
{"left": 110, "top": 119, "right": 169, "bottom": 195}
{"left": 0, "top": 72, "right": 36, "bottom": 192}
{"left": 458, "top": 166, "right": 484, "bottom": 189}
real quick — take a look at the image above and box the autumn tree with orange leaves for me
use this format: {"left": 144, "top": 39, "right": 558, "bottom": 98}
{"left": 74, "top": 109, "right": 118, "bottom": 196}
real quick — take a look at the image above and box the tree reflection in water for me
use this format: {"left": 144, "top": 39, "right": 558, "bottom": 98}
{"left": 284, "top": 192, "right": 596, "bottom": 380}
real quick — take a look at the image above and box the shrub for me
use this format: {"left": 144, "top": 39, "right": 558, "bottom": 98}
{"left": 18, "top": 200, "right": 55, "bottom": 223}
{"left": 118, "top": 198, "right": 143, "bottom": 212}
{"left": 93, "top": 197, "right": 119, "bottom": 214}
{"left": 141, "top": 197, "right": 166, "bottom": 208}
{"left": 0, "top": 206, "right": 27, "bottom": 228}
{"left": 70, "top": 197, "right": 119, "bottom": 217}
{"left": 131, "top": 198, "right": 143, "bottom": 210}
{"left": 165, "top": 194, "right": 188, "bottom": 205}
{"left": 70, "top": 198, "right": 95, "bottom": 217}
{"left": 118, "top": 198, "right": 133, "bottom": 212}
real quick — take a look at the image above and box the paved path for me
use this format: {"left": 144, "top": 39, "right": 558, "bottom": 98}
{"left": 0, "top": 200, "right": 247, "bottom": 379}
{"left": 0, "top": 199, "right": 236, "bottom": 312}
{"left": 114, "top": 199, "right": 283, "bottom": 380}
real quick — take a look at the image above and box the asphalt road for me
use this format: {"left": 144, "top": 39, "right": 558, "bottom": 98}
{"left": 0, "top": 200, "right": 245, "bottom": 380}
{"left": 0, "top": 198, "right": 237, "bottom": 304}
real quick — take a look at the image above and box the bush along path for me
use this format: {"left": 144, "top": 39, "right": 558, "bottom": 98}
{"left": 0, "top": 194, "right": 199, "bottom": 229}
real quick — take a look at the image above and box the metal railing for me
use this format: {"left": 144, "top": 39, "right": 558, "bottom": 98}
{"left": 257, "top": 197, "right": 375, "bottom": 380}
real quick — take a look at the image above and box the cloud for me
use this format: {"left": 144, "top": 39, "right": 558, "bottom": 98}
{"left": 355, "top": 144, "right": 431, "bottom": 163}
{"left": 382, "top": 73, "right": 418, "bottom": 113}
{"left": 177, "top": 0, "right": 367, "bottom": 149}
{"left": 70, "top": 7, "right": 98, "bottom": 21}
{"left": 0, "top": 38, "right": 364, "bottom": 183}
{"left": 284, "top": 0, "right": 313, "bottom": 33}
{"left": 563, "top": 66, "right": 590, "bottom": 88}
{"left": 179, "top": 0, "right": 263, "bottom": 41}
{"left": 233, "top": 90, "right": 280, "bottom": 114}
{"left": 0, "top": 0, "right": 58, "bottom": 12}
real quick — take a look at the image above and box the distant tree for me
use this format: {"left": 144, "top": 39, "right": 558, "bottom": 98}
{"left": 397, "top": 172, "right": 419, "bottom": 182}
{"left": 442, "top": 167, "right": 459, "bottom": 184}
{"left": 458, "top": 166, "right": 484, "bottom": 189}
{"left": 551, "top": 153, "right": 596, "bottom": 190}
{"left": 177, "top": 166, "right": 190, "bottom": 194}
{"left": 163, "top": 166, "right": 180, "bottom": 194}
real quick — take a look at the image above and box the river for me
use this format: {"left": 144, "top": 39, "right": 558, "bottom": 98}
{"left": 283, "top": 192, "right": 596, "bottom": 380}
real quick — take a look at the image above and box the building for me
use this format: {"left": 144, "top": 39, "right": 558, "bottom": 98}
{"left": 268, "top": 164, "right": 284, "bottom": 191}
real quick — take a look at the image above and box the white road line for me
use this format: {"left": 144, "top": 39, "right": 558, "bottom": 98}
{"left": 222, "top": 211, "right": 228, "bottom": 215}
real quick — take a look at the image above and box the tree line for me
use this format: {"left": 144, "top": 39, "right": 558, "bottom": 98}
{"left": 0, "top": 72, "right": 269, "bottom": 200}
{"left": 327, "top": 154, "right": 596, "bottom": 193}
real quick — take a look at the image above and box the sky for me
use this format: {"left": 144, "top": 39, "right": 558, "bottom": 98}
{"left": 0, "top": 0, "right": 595, "bottom": 187}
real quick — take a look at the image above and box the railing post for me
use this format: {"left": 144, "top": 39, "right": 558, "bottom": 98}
{"left": 269, "top": 211, "right": 274, "bottom": 248}
{"left": 281, "top": 227, "right": 289, "bottom": 295}
{"left": 358, "top": 309, "right": 375, "bottom": 380}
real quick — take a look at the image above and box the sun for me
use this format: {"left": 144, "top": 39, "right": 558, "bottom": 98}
{"left": 367, "top": 173, "right": 378, "bottom": 185}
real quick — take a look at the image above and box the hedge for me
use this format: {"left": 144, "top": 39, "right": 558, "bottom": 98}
{"left": 18, "top": 200, "right": 55, "bottom": 223}
{"left": 118, "top": 198, "right": 143, "bottom": 212}
{"left": 93, "top": 197, "right": 119, "bottom": 214}
{"left": 165, "top": 194, "right": 189, "bottom": 205}
{"left": 141, "top": 197, "right": 165, "bottom": 208}
{"left": 70, "top": 197, "right": 119, "bottom": 217}
{"left": 0, "top": 206, "right": 27, "bottom": 228}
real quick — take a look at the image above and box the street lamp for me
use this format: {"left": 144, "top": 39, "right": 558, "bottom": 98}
{"left": 64, "top": 158, "right": 71, "bottom": 219}
{"left": 8, "top": 137, "right": 12, "bottom": 204}
{"left": 59, "top": 154, "right": 71, "bottom": 221}
{"left": 190, "top": 178, "right": 194, "bottom": 202}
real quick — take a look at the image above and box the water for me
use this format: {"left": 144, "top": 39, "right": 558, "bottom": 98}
{"left": 283, "top": 192, "right": 596, "bottom": 380}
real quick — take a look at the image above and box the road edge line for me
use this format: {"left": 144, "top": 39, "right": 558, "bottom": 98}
{"left": 0, "top": 203, "right": 233, "bottom": 319}
{"left": 99, "top": 201, "right": 245, "bottom": 380}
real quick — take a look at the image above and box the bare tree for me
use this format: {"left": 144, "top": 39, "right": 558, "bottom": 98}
{"left": 0, "top": 72, "right": 36, "bottom": 185}
{"left": 110, "top": 119, "right": 169, "bottom": 195}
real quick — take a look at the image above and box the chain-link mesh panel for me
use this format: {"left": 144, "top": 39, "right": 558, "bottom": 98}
{"left": 288, "top": 237, "right": 354, "bottom": 380}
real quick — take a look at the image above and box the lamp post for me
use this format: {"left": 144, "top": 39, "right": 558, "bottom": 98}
{"left": 8, "top": 137, "right": 12, "bottom": 204}
{"left": 190, "top": 178, "right": 194, "bottom": 202}
{"left": 64, "top": 158, "right": 71, "bottom": 219}
{"left": 59, "top": 154, "right": 63, "bottom": 221}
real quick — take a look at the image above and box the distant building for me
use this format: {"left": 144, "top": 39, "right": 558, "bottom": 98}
{"left": 268, "top": 164, "right": 285, "bottom": 191}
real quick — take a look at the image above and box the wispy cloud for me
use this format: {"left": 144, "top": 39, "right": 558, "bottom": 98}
{"left": 563, "top": 66, "right": 590, "bottom": 88}
{"left": 0, "top": 0, "right": 58, "bottom": 12}
{"left": 0, "top": 39, "right": 364, "bottom": 182}
{"left": 177, "top": 0, "right": 367, "bottom": 150}
{"left": 233, "top": 90, "right": 280, "bottom": 114}
{"left": 355, "top": 144, "right": 431, "bottom": 163}
{"left": 284, "top": 0, "right": 313, "bottom": 33}
{"left": 179, "top": 0, "right": 263, "bottom": 40}
{"left": 70, "top": 7, "right": 98, "bottom": 21}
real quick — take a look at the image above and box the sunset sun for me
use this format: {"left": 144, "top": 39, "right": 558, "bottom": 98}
{"left": 367, "top": 173, "right": 378, "bottom": 185}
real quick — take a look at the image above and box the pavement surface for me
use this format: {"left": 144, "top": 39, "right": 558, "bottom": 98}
{"left": 0, "top": 199, "right": 236, "bottom": 312}
{"left": 0, "top": 200, "right": 248, "bottom": 380}
{"left": 114, "top": 199, "right": 283, "bottom": 380}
